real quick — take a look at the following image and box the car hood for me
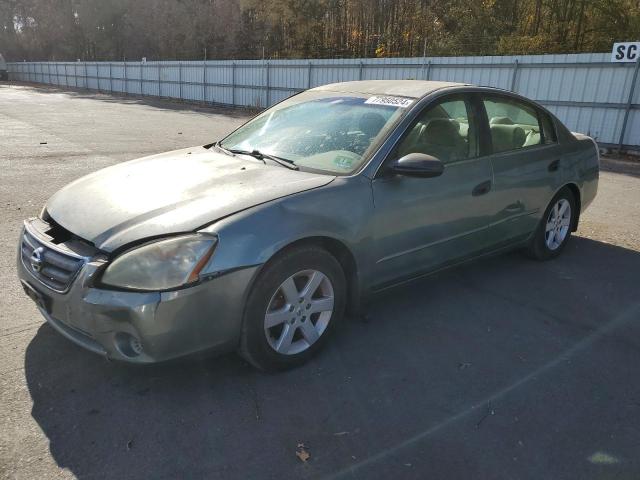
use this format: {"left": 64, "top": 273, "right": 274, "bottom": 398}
{"left": 46, "top": 146, "right": 335, "bottom": 252}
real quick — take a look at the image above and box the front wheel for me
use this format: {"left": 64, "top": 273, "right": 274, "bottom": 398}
{"left": 239, "top": 245, "right": 346, "bottom": 371}
{"left": 525, "top": 187, "right": 576, "bottom": 260}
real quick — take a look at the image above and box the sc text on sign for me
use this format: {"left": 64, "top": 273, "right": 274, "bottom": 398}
{"left": 611, "top": 42, "right": 640, "bottom": 62}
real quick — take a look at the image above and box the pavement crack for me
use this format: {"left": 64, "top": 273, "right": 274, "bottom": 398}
{"left": 0, "top": 322, "right": 42, "bottom": 338}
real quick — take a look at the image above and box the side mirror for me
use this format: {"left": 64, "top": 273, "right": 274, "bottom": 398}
{"left": 389, "top": 153, "right": 444, "bottom": 178}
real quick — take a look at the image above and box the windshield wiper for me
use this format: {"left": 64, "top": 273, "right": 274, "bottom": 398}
{"left": 213, "top": 143, "right": 299, "bottom": 170}
{"left": 229, "top": 148, "right": 298, "bottom": 170}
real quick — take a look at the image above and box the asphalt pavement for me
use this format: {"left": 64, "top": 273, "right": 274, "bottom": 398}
{"left": 1, "top": 83, "right": 640, "bottom": 480}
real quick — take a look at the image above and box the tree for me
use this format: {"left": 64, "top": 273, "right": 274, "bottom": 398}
{"left": 1, "top": 0, "right": 638, "bottom": 61}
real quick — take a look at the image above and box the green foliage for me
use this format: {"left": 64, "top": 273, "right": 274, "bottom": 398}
{"left": 0, "top": 0, "right": 638, "bottom": 61}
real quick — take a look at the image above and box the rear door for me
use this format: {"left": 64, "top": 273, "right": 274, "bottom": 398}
{"left": 370, "top": 93, "right": 494, "bottom": 289}
{"left": 481, "top": 94, "right": 562, "bottom": 245}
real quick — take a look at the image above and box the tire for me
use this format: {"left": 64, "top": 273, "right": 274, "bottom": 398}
{"left": 525, "top": 187, "right": 576, "bottom": 260}
{"left": 239, "top": 245, "right": 346, "bottom": 371}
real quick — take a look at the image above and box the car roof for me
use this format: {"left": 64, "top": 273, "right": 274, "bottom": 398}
{"left": 311, "top": 80, "right": 470, "bottom": 99}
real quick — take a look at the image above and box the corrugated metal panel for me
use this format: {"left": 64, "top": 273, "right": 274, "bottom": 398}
{"left": 6, "top": 54, "right": 639, "bottom": 149}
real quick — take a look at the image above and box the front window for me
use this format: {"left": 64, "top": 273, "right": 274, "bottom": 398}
{"left": 220, "top": 91, "right": 410, "bottom": 174}
{"left": 395, "top": 98, "right": 476, "bottom": 163}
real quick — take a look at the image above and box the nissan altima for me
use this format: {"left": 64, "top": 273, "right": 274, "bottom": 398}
{"left": 17, "top": 80, "right": 599, "bottom": 370}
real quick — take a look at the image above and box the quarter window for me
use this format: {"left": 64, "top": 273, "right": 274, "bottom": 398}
{"left": 396, "top": 98, "right": 475, "bottom": 163}
{"left": 483, "top": 97, "right": 544, "bottom": 153}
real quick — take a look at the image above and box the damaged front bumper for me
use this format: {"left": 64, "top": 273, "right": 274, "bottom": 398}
{"left": 17, "top": 219, "right": 258, "bottom": 364}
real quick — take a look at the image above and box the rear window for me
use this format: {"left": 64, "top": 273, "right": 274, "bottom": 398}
{"left": 483, "top": 96, "right": 544, "bottom": 153}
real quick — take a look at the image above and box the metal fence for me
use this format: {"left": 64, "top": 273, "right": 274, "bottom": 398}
{"left": 7, "top": 53, "right": 640, "bottom": 150}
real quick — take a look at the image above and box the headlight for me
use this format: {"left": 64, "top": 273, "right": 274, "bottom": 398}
{"left": 100, "top": 234, "right": 217, "bottom": 291}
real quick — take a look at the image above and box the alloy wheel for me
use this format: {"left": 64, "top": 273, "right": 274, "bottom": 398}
{"left": 545, "top": 198, "right": 572, "bottom": 250}
{"left": 264, "top": 269, "right": 334, "bottom": 355}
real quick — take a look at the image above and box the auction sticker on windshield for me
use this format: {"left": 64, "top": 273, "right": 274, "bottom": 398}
{"left": 364, "top": 96, "right": 413, "bottom": 108}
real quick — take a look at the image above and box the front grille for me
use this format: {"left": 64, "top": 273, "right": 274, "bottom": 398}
{"left": 21, "top": 228, "right": 85, "bottom": 292}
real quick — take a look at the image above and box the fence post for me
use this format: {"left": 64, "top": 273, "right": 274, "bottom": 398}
{"left": 109, "top": 63, "right": 112, "bottom": 92}
{"left": 425, "top": 60, "right": 432, "bottom": 80}
{"left": 510, "top": 59, "right": 519, "bottom": 92}
{"left": 618, "top": 58, "right": 640, "bottom": 153}
{"left": 265, "top": 60, "right": 270, "bottom": 106}
{"left": 124, "top": 61, "right": 128, "bottom": 95}
{"left": 64, "top": 63, "right": 68, "bottom": 86}
{"left": 359, "top": 61, "right": 364, "bottom": 80}
{"left": 232, "top": 61, "right": 236, "bottom": 106}
{"left": 179, "top": 62, "right": 182, "bottom": 100}
{"left": 158, "top": 63, "right": 162, "bottom": 97}
{"left": 202, "top": 59, "right": 206, "bottom": 103}
{"left": 84, "top": 62, "right": 88, "bottom": 90}
{"left": 307, "top": 61, "right": 312, "bottom": 89}
{"left": 140, "top": 62, "right": 143, "bottom": 96}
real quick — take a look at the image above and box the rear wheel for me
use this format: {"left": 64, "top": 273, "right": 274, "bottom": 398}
{"left": 526, "top": 187, "right": 576, "bottom": 260}
{"left": 239, "top": 245, "right": 346, "bottom": 371}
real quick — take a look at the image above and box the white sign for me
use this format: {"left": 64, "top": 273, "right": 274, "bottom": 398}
{"left": 365, "top": 96, "right": 413, "bottom": 108}
{"left": 611, "top": 42, "right": 640, "bottom": 62}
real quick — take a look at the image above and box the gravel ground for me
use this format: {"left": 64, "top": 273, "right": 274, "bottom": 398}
{"left": 1, "top": 84, "right": 640, "bottom": 480}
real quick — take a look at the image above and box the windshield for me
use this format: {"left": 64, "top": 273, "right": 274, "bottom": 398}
{"left": 220, "top": 90, "right": 411, "bottom": 174}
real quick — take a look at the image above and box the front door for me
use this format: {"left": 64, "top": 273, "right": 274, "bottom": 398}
{"left": 371, "top": 95, "right": 494, "bottom": 289}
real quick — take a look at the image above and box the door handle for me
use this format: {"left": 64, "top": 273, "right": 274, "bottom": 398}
{"left": 548, "top": 159, "right": 560, "bottom": 172}
{"left": 472, "top": 180, "right": 492, "bottom": 197}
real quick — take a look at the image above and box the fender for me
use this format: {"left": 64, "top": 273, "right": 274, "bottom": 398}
{"left": 199, "top": 175, "right": 376, "bottom": 298}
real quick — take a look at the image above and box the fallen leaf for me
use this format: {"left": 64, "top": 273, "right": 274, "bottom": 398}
{"left": 296, "top": 443, "right": 310, "bottom": 462}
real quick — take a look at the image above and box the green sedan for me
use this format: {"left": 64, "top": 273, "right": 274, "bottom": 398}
{"left": 18, "top": 80, "right": 599, "bottom": 370}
